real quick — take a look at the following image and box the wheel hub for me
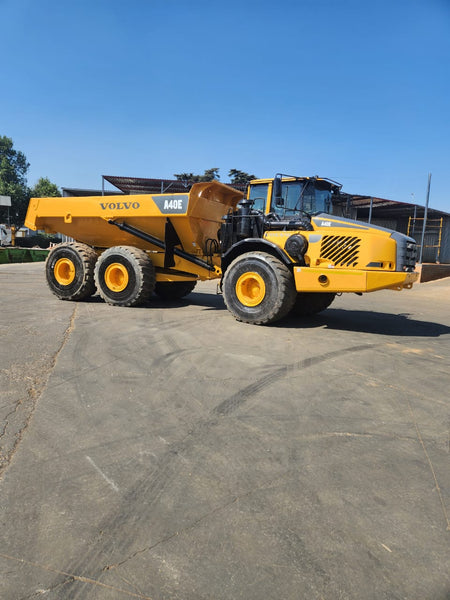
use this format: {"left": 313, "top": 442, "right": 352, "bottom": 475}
{"left": 236, "top": 272, "right": 266, "bottom": 307}
{"left": 104, "top": 263, "right": 129, "bottom": 292}
{"left": 54, "top": 258, "right": 76, "bottom": 286}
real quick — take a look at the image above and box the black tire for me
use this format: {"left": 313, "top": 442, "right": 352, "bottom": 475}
{"left": 223, "top": 251, "right": 296, "bottom": 325}
{"left": 291, "top": 292, "right": 336, "bottom": 316}
{"left": 46, "top": 242, "right": 97, "bottom": 301}
{"left": 94, "top": 246, "right": 155, "bottom": 307}
{"left": 154, "top": 280, "right": 197, "bottom": 300}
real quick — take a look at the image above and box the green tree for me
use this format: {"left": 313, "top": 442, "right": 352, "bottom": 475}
{"left": 0, "top": 136, "right": 30, "bottom": 226}
{"left": 30, "top": 177, "right": 61, "bottom": 198}
{"left": 174, "top": 168, "right": 256, "bottom": 187}
{"left": 174, "top": 168, "right": 220, "bottom": 182}
{"left": 174, "top": 172, "right": 200, "bottom": 182}
{"left": 201, "top": 168, "right": 220, "bottom": 181}
{"left": 228, "top": 169, "right": 256, "bottom": 186}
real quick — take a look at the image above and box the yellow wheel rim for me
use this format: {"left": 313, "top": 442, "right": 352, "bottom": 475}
{"left": 236, "top": 272, "right": 266, "bottom": 307}
{"left": 104, "top": 263, "right": 129, "bottom": 292}
{"left": 54, "top": 258, "right": 76, "bottom": 286}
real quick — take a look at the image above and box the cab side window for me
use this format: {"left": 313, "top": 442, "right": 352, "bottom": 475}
{"left": 249, "top": 184, "right": 268, "bottom": 212}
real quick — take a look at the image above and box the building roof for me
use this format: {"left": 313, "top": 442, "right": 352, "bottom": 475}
{"left": 102, "top": 175, "right": 247, "bottom": 194}
{"left": 103, "top": 175, "right": 194, "bottom": 195}
{"left": 336, "top": 193, "right": 450, "bottom": 220}
{"left": 62, "top": 187, "right": 123, "bottom": 197}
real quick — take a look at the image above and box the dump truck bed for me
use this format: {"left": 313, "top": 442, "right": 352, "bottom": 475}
{"left": 25, "top": 181, "right": 243, "bottom": 254}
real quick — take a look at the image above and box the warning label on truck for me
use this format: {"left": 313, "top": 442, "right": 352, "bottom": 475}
{"left": 152, "top": 194, "right": 188, "bottom": 214}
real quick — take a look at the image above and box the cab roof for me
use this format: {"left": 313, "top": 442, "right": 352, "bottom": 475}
{"left": 250, "top": 175, "right": 342, "bottom": 191}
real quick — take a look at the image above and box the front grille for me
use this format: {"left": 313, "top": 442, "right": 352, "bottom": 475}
{"left": 320, "top": 235, "right": 361, "bottom": 267}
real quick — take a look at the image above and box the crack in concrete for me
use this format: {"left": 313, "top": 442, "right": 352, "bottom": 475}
{"left": 101, "top": 469, "right": 307, "bottom": 574}
{"left": 0, "top": 552, "right": 153, "bottom": 599}
{"left": 17, "top": 576, "right": 74, "bottom": 600}
{"left": 0, "top": 305, "right": 78, "bottom": 480}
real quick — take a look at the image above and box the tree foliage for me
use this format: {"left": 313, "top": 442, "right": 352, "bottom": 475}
{"left": 0, "top": 136, "right": 30, "bottom": 226}
{"left": 30, "top": 177, "right": 61, "bottom": 198}
{"left": 174, "top": 168, "right": 256, "bottom": 186}
{"left": 202, "top": 168, "right": 220, "bottom": 181}
{"left": 0, "top": 137, "right": 61, "bottom": 227}
{"left": 228, "top": 169, "right": 256, "bottom": 186}
{"left": 174, "top": 167, "right": 220, "bottom": 182}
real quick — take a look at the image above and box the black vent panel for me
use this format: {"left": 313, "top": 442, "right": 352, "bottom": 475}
{"left": 320, "top": 235, "right": 361, "bottom": 267}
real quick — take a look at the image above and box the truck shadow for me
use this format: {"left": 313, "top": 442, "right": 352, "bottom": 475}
{"left": 143, "top": 291, "right": 226, "bottom": 310}
{"left": 85, "top": 293, "right": 449, "bottom": 338}
{"left": 283, "top": 308, "right": 450, "bottom": 337}
{"left": 84, "top": 291, "right": 226, "bottom": 309}
{"left": 184, "top": 293, "right": 450, "bottom": 338}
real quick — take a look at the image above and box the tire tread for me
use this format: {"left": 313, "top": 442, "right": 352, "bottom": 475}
{"left": 95, "top": 245, "right": 155, "bottom": 307}
{"left": 46, "top": 242, "right": 97, "bottom": 301}
{"left": 223, "top": 251, "right": 296, "bottom": 325}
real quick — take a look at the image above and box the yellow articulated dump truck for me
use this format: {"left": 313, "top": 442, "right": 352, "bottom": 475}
{"left": 25, "top": 173, "right": 419, "bottom": 325}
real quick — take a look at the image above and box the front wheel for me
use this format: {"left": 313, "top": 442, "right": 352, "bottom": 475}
{"left": 95, "top": 246, "right": 155, "bottom": 307}
{"left": 222, "top": 252, "right": 296, "bottom": 325}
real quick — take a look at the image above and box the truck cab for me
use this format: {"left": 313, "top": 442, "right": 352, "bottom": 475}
{"left": 248, "top": 174, "right": 340, "bottom": 217}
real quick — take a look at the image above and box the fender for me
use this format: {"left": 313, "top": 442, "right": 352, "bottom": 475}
{"left": 221, "top": 238, "right": 293, "bottom": 275}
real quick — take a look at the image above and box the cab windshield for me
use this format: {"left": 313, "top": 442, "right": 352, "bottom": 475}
{"left": 272, "top": 179, "right": 333, "bottom": 216}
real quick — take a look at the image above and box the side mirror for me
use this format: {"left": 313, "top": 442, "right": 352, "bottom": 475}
{"left": 273, "top": 176, "right": 283, "bottom": 207}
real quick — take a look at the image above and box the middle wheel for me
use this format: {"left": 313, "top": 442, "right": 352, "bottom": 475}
{"left": 223, "top": 251, "right": 296, "bottom": 325}
{"left": 95, "top": 246, "right": 155, "bottom": 307}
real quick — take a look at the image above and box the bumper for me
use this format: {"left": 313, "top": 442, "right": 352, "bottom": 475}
{"left": 293, "top": 267, "right": 419, "bottom": 293}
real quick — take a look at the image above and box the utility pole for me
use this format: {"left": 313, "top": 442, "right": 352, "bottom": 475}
{"left": 418, "top": 173, "right": 432, "bottom": 264}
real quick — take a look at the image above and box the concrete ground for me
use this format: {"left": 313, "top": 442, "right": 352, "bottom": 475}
{"left": 0, "top": 262, "right": 449, "bottom": 600}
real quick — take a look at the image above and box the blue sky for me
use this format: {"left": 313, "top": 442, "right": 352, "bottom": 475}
{"left": 1, "top": 0, "right": 449, "bottom": 211}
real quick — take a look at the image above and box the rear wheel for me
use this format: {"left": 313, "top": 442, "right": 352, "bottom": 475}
{"left": 95, "top": 246, "right": 155, "bottom": 307}
{"left": 291, "top": 292, "right": 336, "bottom": 316}
{"left": 154, "top": 280, "right": 197, "bottom": 300}
{"left": 46, "top": 242, "right": 97, "bottom": 300}
{"left": 223, "top": 252, "right": 296, "bottom": 325}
